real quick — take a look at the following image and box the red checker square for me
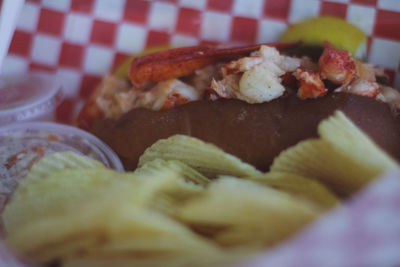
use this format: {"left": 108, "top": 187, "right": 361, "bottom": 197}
{"left": 384, "top": 69, "right": 395, "bottom": 86}
{"left": 146, "top": 30, "right": 171, "bottom": 48}
{"left": 320, "top": 2, "right": 347, "bottom": 19}
{"left": 56, "top": 98, "right": 76, "bottom": 124}
{"left": 207, "top": 0, "right": 233, "bottom": 12}
{"left": 90, "top": 20, "right": 117, "bottom": 46}
{"left": 200, "top": 40, "right": 222, "bottom": 46}
{"left": 124, "top": 0, "right": 150, "bottom": 24}
{"left": 112, "top": 52, "right": 131, "bottom": 74}
{"left": 230, "top": 17, "right": 258, "bottom": 43}
{"left": 176, "top": 7, "right": 202, "bottom": 36}
{"left": 29, "top": 62, "right": 56, "bottom": 72}
{"left": 264, "top": 0, "right": 291, "bottom": 20}
{"left": 80, "top": 74, "right": 102, "bottom": 98}
{"left": 374, "top": 10, "right": 400, "bottom": 41}
{"left": 350, "top": 0, "right": 377, "bottom": 6}
{"left": 9, "top": 30, "right": 32, "bottom": 57}
{"left": 366, "top": 36, "right": 372, "bottom": 56}
{"left": 37, "top": 8, "right": 65, "bottom": 36}
{"left": 71, "top": 0, "right": 94, "bottom": 13}
{"left": 59, "top": 42, "right": 84, "bottom": 69}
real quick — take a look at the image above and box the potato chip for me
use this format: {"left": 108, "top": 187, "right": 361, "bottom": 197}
{"left": 5, "top": 176, "right": 217, "bottom": 264}
{"left": 24, "top": 151, "right": 106, "bottom": 184}
{"left": 61, "top": 248, "right": 245, "bottom": 267}
{"left": 3, "top": 168, "right": 132, "bottom": 236}
{"left": 134, "top": 161, "right": 206, "bottom": 215}
{"left": 319, "top": 111, "right": 398, "bottom": 170}
{"left": 4, "top": 155, "right": 218, "bottom": 264}
{"left": 6, "top": 154, "right": 206, "bottom": 236}
{"left": 27, "top": 236, "right": 101, "bottom": 263}
{"left": 176, "top": 176, "right": 320, "bottom": 247}
{"left": 248, "top": 172, "right": 340, "bottom": 210}
{"left": 5, "top": 199, "right": 107, "bottom": 262}
{"left": 63, "top": 257, "right": 213, "bottom": 267}
{"left": 135, "top": 158, "right": 210, "bottom": 186}
{"left": 130, "top": 162, "right": 206, "bottom": 214}
{"left": 88, "top": 205, "right": 219, "bottom": 255}
{"left": 138, "top": 135, "right": 262, "bottom": 178}
{"left": 271, "top": 111, "right": 399, "bottom": 196}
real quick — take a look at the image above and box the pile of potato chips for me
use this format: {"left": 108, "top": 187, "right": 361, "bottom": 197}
{"left": 2, "top": 111, "right": 398, "bottom": 267}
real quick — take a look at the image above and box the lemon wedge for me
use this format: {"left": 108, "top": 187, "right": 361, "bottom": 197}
{"left": 280, "top": 16, "right": 367, "bottom": 58}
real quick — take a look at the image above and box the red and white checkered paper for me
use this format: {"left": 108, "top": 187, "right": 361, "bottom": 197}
{"left": 1, "top": 0, "right": 400, "bottom": 266}
{"left": 3, "top": 0, "right": 400, "bottom": 123}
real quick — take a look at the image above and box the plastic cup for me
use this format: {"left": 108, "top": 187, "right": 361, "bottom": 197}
{"left": 0, "top": 72, "right": 63, "bottom": 125}
{"left": 0, "top": 122, "right": 124, "bottom": 211}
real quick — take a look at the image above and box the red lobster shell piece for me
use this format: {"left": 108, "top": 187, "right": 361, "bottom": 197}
{"left": 128, "top": 43, "right": 300, "bottom": 88}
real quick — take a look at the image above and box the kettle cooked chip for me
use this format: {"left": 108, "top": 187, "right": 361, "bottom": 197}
{"left": 138, "top": 135, "right": 262, "bottom": 178}
{"left": 248, "top": 172, "right": 340, "bottom": 210}
{"left": 271, "top": 111, "right": 399, "bottom": 196}
{"left": 175, "top": 176, "right": 320, "bottom": 247}
{"left": 135, "top": 158, "right": 210, "bottom": 186}
{"left": 4, "top": 159, "right": 220, "bottom": 265}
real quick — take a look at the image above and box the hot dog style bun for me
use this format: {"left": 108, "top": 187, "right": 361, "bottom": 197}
{"left": 77, "top": 43, "right": 400, "bottom": 171}
{"left": 89, "top": 93, "right": 400, "bottom": 171}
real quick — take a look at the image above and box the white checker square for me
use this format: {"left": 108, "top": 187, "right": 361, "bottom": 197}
{"left": 116, "top": 23, "right": 147, "bottom": 54}
{"left": 41, "top": 0, "right": 71, "bottom": 11}
{"left": 31, "top": 34, "right": 62, "bottom": 66}
{"left": 171, "top": 34, "right": 199, "bottom": 47}
{"left": 347, "top": 4, "right": 376, "bottom": 35}
{"left": 2, "top": 55, "right": 29, "bottom": 74}
{"left": 260, "top": 251, "right": 297, "bottom": 267}
{"left": 369, "top": 38, "right": 400, "bottom": 69}
{"left": 201, "top": 11, "right": 231, "bottom": 42}
{"left": 64, "top": 13, "right": 93, "bottom": 44}
{"left": 311, "top": 210, "right": 351, "bottom": 239}
{"left": 93, "top": 0, "right": 125, "bottom": 22}
{"left": 257, "top": 19, "right": 287, "bottom": 43}
{"left": 84, "top": 45, "right": 114, "bottom": 75}
{"left": 378, "top": 0, "right": 400, "bottom": 12}
{"left": 364, "top": 206, "right": 400, "bottom": 238}
{"left": 311, "top": 246, "right": 350, "bottom": 267}
{"left": 16, "top": 2, "right": 40, "bottom": 32}
{"left": 288, "top": 0, "right": 321, "bottom": 24}
{"left": 232, "top": 0, "right": 264, "bottom": 18}
{"left": 148, "top": 2, "right": 178, "bottom": 32}
{"left": 368, "top": 244, "right": 400, "bottom": 267}
{"left": 72, "top": 99, "right": 85, "bottom": 120}
{"left": 370, "top": 171, "right": 400, "bottom": 196}
{"left": 56, "top": 68, "right": 82, "bottom": 98}
{"left": 179, "top": 0, "right": 207, "bottom": 10}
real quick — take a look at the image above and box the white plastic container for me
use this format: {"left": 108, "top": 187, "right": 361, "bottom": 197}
{"left": 0, "top": 122, "right": 124, "bottom": 211}
{"left": 0, "top": 72, "right": 63, "bottom": 125}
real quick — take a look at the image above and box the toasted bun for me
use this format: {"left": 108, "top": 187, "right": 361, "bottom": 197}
{"left": 87, "top": 93, "right": 400, "bottom": 171}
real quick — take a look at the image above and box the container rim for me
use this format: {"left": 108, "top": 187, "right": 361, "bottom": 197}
{"left": 0, "top": 72, "right": 64, "bottom": 123}
{"left": 0, "top": 121, "right": 124, "bottom": 171}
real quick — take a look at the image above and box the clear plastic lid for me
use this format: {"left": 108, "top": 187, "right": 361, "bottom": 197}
{"left": 0, "top": 72, "right": 64, "bottom": 125}
{"left": 0, "top": 122, "right": 124, "bottom": 210}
